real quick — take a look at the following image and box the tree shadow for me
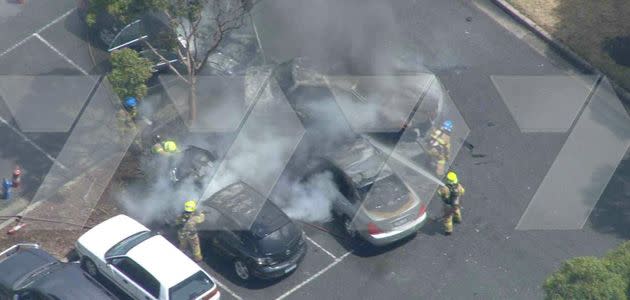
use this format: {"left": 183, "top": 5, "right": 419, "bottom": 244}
{"left": 546, "top": 0, "right": 630, "bottom": 91}
{"left": 585, "top": 156, "right": 630, "bottom": 239}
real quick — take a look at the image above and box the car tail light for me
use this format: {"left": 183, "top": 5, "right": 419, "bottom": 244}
{"left": 367, "top": 222, "right": 382, "bottom": 235}
{"left": 201, "top": 287, "right": 219, "bottom": 300}
{"left": 417, "top": 203, "right": 427, "bottom": 218}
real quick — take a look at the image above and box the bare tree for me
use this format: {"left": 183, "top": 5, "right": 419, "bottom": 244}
{"left": 144, "top": 0, "right": 253, "bottom": 122}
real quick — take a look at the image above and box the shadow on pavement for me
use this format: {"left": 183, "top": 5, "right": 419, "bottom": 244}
{"left": 587, "top": 155, "right": 630, "bottom": 239}
{"left": 548, "top": 0, "right": 630, "bottom": 90}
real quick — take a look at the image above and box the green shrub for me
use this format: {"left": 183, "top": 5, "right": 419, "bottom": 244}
{"left": 543, "top": 256, "right": 627, "bottom": 300}
{"left": 108, "top": 48, "right": 153, "bottom": 100}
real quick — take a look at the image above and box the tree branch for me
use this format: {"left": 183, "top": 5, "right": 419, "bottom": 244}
{"left": 143, "top": 40, "right": 189, "bottom": 84}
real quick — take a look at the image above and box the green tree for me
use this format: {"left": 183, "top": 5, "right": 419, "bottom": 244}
{"left": 543, "top": 256, "right": 627, "bottom": 300}
{"left": 109, "top": 48, "right": 153, "bottom": 100}
{"left": 86, "top": 0, "right": 252, "bottom": 121}
{"left": 85, "top": 0, "right": 162, "bottom": 26}
{"left": 604, "top": 241, "right": 630, "bottom": 296}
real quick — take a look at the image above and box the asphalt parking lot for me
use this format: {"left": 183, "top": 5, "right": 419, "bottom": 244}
{"left": 0, "top": 0, "right": 628, "bottom": 300}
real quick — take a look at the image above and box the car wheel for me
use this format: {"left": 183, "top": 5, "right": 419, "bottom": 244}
{"left": 233, "top": 259, "right": 250, "bottom": 281}
{"left": 343, "top": 217, "right": 358, "bottom": 239}
{"left": 82, "top": 257, "right": 99, "bottom": 278}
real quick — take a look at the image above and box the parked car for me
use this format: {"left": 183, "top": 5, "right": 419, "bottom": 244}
{"left": 273, "top": 60, "right": 430, "bottom": 246}
{"left": 199, "top": 181, "right": 307, "bottom": 281}
{"left": 75, "top": 215, "right": 220, "bottom": 300}
{"left": 300, "top": 137, "right": 428, "bottom": 245}
{"left": 78, "top": 0, "right": 184, "bottom": 72}
{"left": 0, "top": 244, "right": 118, "bottom": 299}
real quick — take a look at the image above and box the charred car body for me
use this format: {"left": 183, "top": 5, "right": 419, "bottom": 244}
{"left": 199, "top": 181, "right": 306, "bottom": 281}
{"left": 169, "top": 146, "right": 218, "bottom": 189}
{"left": 274, "top": 60, "right": 432, "bottom": 246}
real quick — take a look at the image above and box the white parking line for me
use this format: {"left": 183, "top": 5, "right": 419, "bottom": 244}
{"left": 0, "top": 8, "right": 75, "bottom": 58}
{"left": 275, "top": 252, "right": 352, "bottom": 300}
{"left": 304, "top": 234, "right": 337, "bottom": 260}
{"left": 212, "top": 278, "right": 243, "bottom": 300}
{"left": 34, "top": 33, "right": 88, "bottom": 75}
{"left": 36, "top": 8, "right": 77, "bottom": 34}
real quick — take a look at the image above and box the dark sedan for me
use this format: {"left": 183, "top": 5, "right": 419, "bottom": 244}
{"left": 0, "top": 244, "right": 118, "bottom": 300}
{"left": 199, "top": 181, "right": 307, "bottom": 281}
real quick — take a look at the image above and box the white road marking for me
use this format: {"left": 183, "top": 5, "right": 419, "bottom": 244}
{"left": 304, "top": 234, "right": 337, "bottom": 259}
{"left": 0, "top": 8, "right": 75, "bottom": 58}
{"left": 0, "top": 36, "right": 34, "bottom": 58}
{"left": 275, "top": 252, "right": 352, "bottom": 300}
{"left": 34, "top": 33, "right": 88, "bottom": 75}
{"left": 36, "top": 8, "right": 76, "bottom": 34}
{"left": 212, "top": 278, "right": 243, "bottom": 300}
{"left": 0, "top": 115, "right": 68, "bottom": 171}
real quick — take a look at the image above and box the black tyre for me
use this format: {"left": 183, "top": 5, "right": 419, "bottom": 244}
{"left": 81, "top": 257, "right": 99, "bottom": 278}
{"left": 233, "top": 258, "right": 251, "bottom": 281}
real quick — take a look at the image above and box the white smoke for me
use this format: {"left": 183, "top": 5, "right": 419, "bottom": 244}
{"left": 272, "top": 171, "right": 338, "bottom": 222}
{"left": 117, "top": 150, "right": 203, "bottom": 225}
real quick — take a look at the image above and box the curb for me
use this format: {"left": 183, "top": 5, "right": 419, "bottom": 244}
{"left": 490, "top": 0, "right": 630, "bottom": 105}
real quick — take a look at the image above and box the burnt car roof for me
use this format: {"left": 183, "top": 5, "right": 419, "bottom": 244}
{"left": 28, "top": 263, "right": 117, "bottom": 299}
{"left": 0, "top": 246, "right": 57, "bottom": 290}
{"left": 326, "top": 137, "right": 394, "bottom": 188}
{"left": 204, "top": 181, "right": 290, "bottom": 232}
{"left": 174, "top": 145, "right": 217, "bottom": 181}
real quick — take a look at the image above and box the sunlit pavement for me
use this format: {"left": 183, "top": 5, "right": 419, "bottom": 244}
{"left": 0, "top": 1, "right": 628, "bottom": 300}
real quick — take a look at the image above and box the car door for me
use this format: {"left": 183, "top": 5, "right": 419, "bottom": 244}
{"left": 107, "top": 257, "right": 160, "bottom": 300}
{"left": 214, "top": 218, "right": 247, "bottom": 258}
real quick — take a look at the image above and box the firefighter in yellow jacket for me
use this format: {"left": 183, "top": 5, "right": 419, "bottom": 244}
{"left": 438, "top": 171, "right": 465, "bottom": 235}
{"left": 425, "top": 120, "right": 453, "bottom": 177}
{"left": 176, "top": 200, "right": 205, "bottom": 262}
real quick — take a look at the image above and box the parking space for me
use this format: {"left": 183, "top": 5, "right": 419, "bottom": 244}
{"left": 0, "top": 1, "right": 75, "bottom": 56}
{"left": 198, "top": 233, "right": 342, "bottom": 300}
{"left": 38, "top": 9, "right": 107, "bottom": 75}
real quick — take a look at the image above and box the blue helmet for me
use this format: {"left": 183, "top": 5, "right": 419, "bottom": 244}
{"left": 123, "top": 97, "right": 138, "bottom": 110}
{"left": 441, "top": 120, "right": 453, "bottom": 132}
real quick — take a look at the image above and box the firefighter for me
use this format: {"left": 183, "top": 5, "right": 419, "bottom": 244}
{"left": 123, "top": 97, "right": 139, "bottom": 120}
{"left": 176, "top": 200, "right": 205, "bottom": 262}
{"left": 438, "top": 170, "right": 465, "bottom": 235}
{"left": 151, "top": 135, "right": 179, "bottom": 155}
{"left": 425, "top": 120, "right": 453, "bottom": 177}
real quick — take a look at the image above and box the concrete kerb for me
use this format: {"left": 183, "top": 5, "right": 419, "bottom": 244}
{"left": 490, "top": 0, "right": 630, "bottom": 106}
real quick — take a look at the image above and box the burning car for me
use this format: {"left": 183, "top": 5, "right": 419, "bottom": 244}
{"left": 169, "top": 145, "right": 218, "bottom": 189}
{"left": 300, "top": 137, "right": 428, "bottom": 245}
{"left": 273, "top": 59, "right": 434, "bottom": 245}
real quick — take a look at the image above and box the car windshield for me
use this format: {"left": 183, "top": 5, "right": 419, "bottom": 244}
{"left": 251, "top": 201, "right": 291, "bottom": 238}
{"left": 15, "top": 261, "right": 61, "bottom": 289}
{"left": 169, "top": 271, "right": 214, "bottom": 300}
{"left": 105, "top": 231, "right": 154, "bottom": 258}
{"left": 330, "top": 139, "right": 394, "bottom": 188}
{"left": 255, "top": 222, "right": 299, "bottom": 255}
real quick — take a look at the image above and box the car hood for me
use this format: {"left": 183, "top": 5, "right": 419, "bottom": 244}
{"left": 77, "top": 215, "right": 148, "bottom": 260}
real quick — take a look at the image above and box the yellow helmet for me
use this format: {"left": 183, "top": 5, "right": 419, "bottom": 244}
{"left": 163, "top": 141, "right": 178, "bottom": 153}
{"left": 184, "top": 200, "right": 197, "bottom": 212}
{"left": 446, "top": 171, "right": 458, "bottom": 184}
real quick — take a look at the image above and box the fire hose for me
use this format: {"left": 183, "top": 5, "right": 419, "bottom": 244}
{"left": 298, "top": 221, "right": 350, "bottom": 241}
{"left": 0, "top": 215, "right": 93, "bottom": 235}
